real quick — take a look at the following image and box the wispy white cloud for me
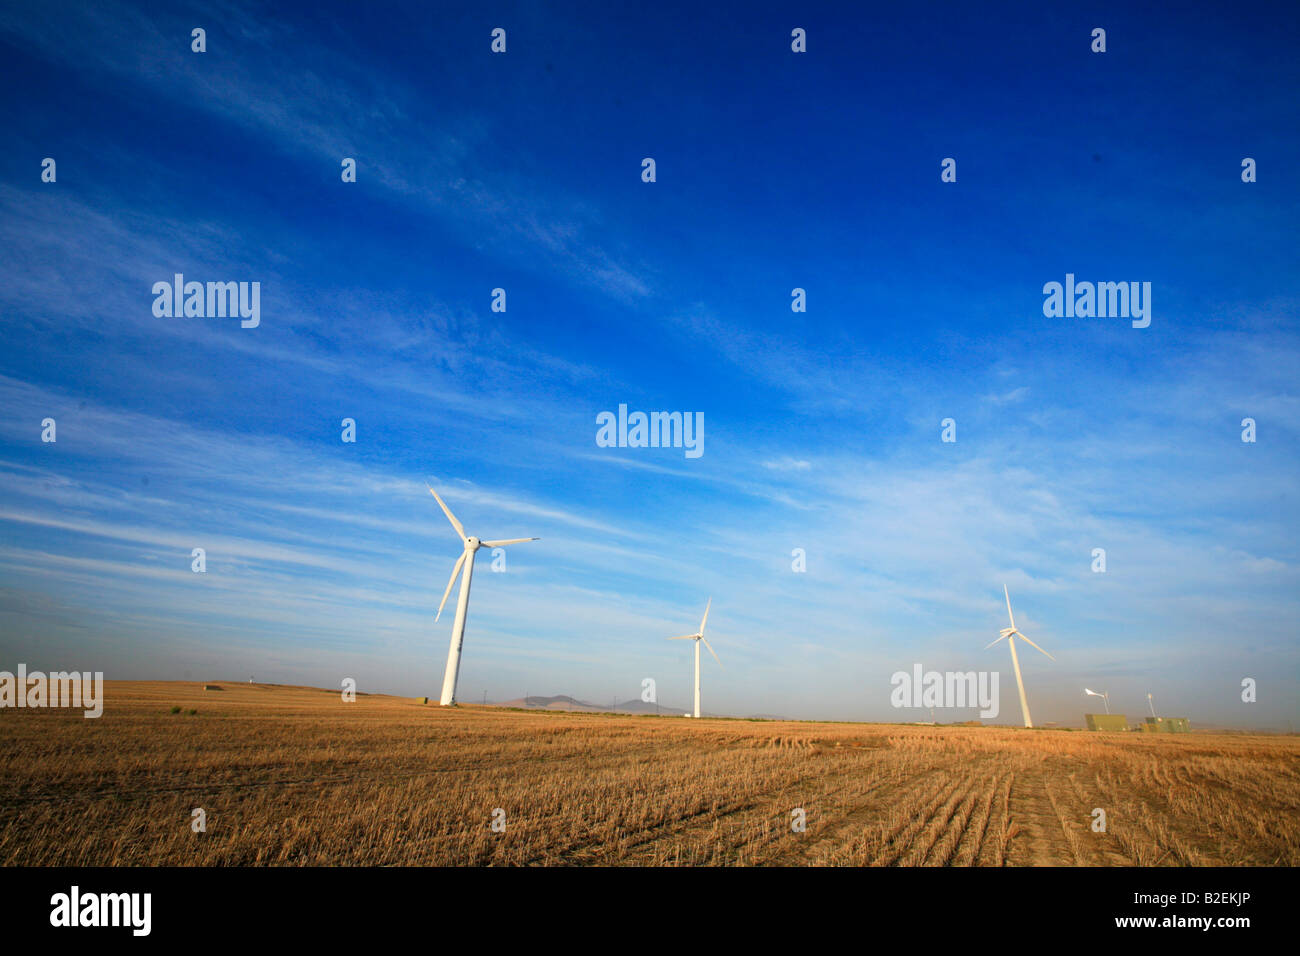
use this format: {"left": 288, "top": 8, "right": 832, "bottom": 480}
{"left": 0, "top": 0, "right": 654, "bottom": 305}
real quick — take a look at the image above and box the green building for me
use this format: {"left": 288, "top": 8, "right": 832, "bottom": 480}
{"left": 1140, "top": 716, "right": 1190, "bottom": 733}
{"left": 1085, "top": 713, "right": 1130, "bottom": 732}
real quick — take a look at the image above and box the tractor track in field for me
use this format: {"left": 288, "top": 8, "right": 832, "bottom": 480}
{"left": 752, "top": 766, "right": 946, "bottom": 866}
{"left": 573, "top": 758, "right": 897, "bottom": 866}
{"left": 1004, "top": 760, "right": 1083, "bottom": 866}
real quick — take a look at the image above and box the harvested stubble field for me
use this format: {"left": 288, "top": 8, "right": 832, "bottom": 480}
{"left": 1, "top": 681, "right": 1297, "bottom": 866}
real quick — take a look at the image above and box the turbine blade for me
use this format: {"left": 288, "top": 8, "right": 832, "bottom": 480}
{"left": 480, "top": 537, "right": 538, "bottom": 547}
{"left": 699, "top": 597, "right": 712, "bottom": 636}
{"left": 435, "top": 551, "right": 467, "bottom": 622}
{"left": 984, "top": 634, "right": 1008, "bottom": 650}
{"left": 701, "top": 635, "right": 722, "bottom": 667}
{"left": 668, "top": 634, "right": 700, "bottom": 641}
{"left": 427, "top": 485, "right": 466, "bottom": 540}
{"left": 1004, "top": 583, "right": 1015, "bottom": 630}
{"left": 1015, "top": 631, "right": 1055, "bottom": 661}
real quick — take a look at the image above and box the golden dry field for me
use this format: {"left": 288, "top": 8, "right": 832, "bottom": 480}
{"left": 1, "top": 681, "right": 1297, "bottom": 866}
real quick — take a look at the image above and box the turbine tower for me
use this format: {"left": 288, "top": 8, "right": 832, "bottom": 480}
{"left": 985, "top": 584, "right": 1054, "bottom": 727}
{"left": 668, "top": 598, "right": 720, "bottom": 718}
{"left": 428, "top": 485, "right": 538, "bottom": 706}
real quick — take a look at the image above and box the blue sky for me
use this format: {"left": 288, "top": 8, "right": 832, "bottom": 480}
{"left": 0, "top": 0, "right": 1297, "bottom": 727}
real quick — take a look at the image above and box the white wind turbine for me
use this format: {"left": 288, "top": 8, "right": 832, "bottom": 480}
{"left": 985, "top": 584, "right": 1054, "bottom": 727}
{"left": 668, "top": 598, "right": 720, "bottom": 719}
{"left": 428, "top": 485, "right": 538, "bottom": 706}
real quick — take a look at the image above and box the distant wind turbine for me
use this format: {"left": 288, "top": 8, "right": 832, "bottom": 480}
{"left": 985, "top": 584, "right": 1054, "bottom": 727}
{"left": 668, "top": 598, "right": 720, "bottom": 719}
{"left": 1084, "top": 687, "right": 1110, "bottom": 713}
{"left": 428, "top": 484, "right": 538, "bottom": 706}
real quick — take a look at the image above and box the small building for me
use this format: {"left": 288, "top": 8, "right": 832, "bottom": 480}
{"left": 1085, "top": 713, "right": 1130, "bottom": 732}
{"left": 1140, "top": 716, "right": 1190, "bottom": 733}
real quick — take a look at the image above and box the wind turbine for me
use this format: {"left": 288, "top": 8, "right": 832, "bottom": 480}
{"left": 985, "top": 584, "right": 1054, "bottom": 728}
{"left": 668, "top": 598, "right": 720, "bottom": 718}
{"left": 1085, "top": 687, "right": 1110, "bottom": 713}
{"left": 427, "top": 485, "right": 538, "bottom": 706}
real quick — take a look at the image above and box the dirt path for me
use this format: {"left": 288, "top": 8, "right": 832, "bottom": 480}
{"left": 1003, "top": 759, "right": 1079, "bottom": 866}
